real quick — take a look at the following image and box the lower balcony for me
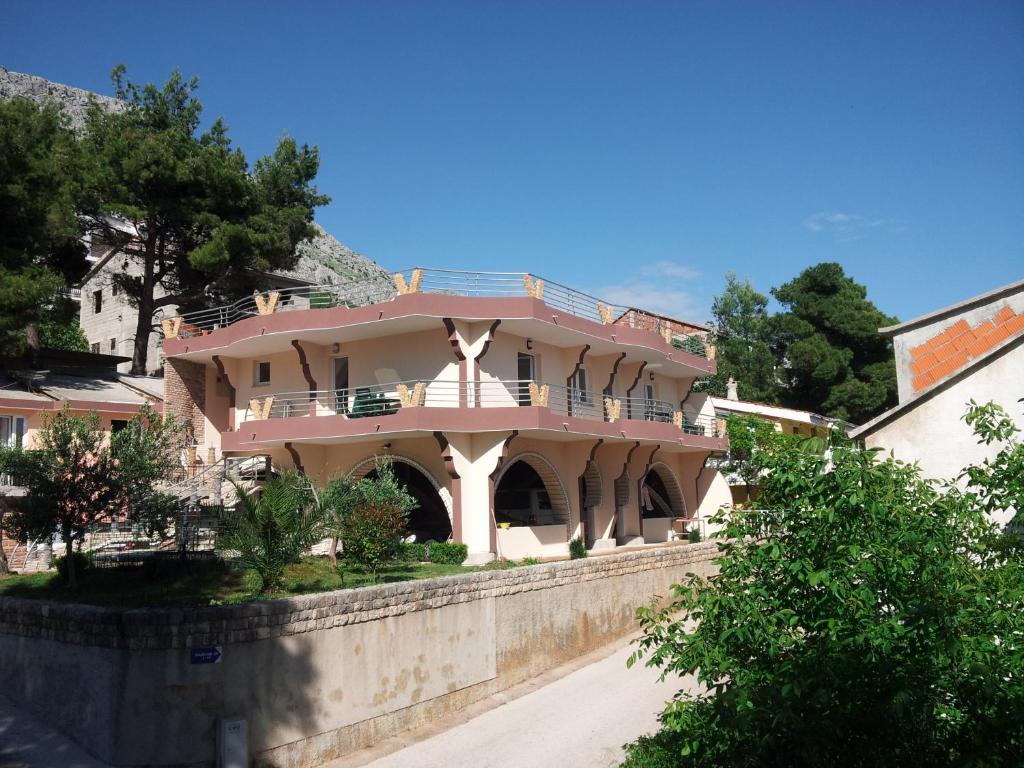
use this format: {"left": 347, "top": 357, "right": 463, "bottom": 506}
{"left": 224, "top": 380, "right": 726, "bottom": 451}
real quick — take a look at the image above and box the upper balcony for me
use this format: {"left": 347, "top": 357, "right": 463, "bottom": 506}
{"left": 223, "top": 378, "right": 727, "bottom": 453}
{"left": 162, "top": 269, "right": 716, "bottom": 377}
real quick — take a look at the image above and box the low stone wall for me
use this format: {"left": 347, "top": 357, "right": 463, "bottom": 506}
{"left": 0, "top": 542, "right": 718, "bottom": 767}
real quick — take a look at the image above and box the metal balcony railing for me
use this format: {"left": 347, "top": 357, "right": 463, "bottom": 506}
{"left": 241, "top": 379, "right": 723, "bottom": 438}
{"left": 167, "top": 268, "right": 711, "bottom": 358}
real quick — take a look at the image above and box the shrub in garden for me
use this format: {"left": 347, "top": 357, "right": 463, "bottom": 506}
{"left": 569, "top": 536, "right": 587, "bottom": 559}
{"left": 216, "top": 471, "right": 325, "bottom": 593}
{"left": 54, "top": 551, "right": 92, "bottom": 581}
{"left": 624, "top": 400, "right": 1024, "bottom": 768}
{"left": 428, "top": 541, "right": 468, "bottom": 565}
{"left": 398, "top": 541, "right": 428, "bottom": 562}
{"left": 340, "top": 458, "right": 416, "bottom": 580}
{"left": 687, "top": 526, "right": 701, "bottom": 543}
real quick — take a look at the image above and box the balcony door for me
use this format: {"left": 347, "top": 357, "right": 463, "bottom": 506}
{"left": 333, "top": 357, "right": 349, "bottom": 415}
{"left": 517, "top": 352, "right": 535, "bottom": 406}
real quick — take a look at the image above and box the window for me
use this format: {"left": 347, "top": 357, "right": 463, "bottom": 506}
{"left": 517, "top": 353, "right": 535, "bottom": 406}
{"left": 93, "top": 290, "right": 102, "bottom": 314}
{"left": 254, "top": 361, "right": 271, "bottom": 386}
{"left": 111, "top": 419, "right": 129, "bottom": 434}
{"left": 90, "top": 342, "right": 100, "bottom": 354}
{"left": 109, "top": 338, "right": 117, "bottom": 354}
{"left": 571, "top": 366, "right": 590, "bottom": 404}
{"left": 0, "top": 416, "right": 26, "bottom": 448}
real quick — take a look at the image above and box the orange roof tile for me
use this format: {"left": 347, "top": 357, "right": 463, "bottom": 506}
{"left": 908, "top": 305, "right": 1023, "bottom": 393}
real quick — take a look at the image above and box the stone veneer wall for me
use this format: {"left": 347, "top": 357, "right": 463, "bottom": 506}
{"left": 164, "top": 356, "right": 206, "bottom": 445}
{"left": 0, "top": 542, "right": 718, "bottom": 767}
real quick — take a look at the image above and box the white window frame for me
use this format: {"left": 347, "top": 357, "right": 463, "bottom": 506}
{"left": 0, "top": 415, "right": 26, "bottom": 448}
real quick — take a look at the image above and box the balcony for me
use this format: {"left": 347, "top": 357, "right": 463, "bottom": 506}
{"left": 162, "top": 268, "right": 713, "bottom": 360}
{"left": 226, "top": 379, "right": 725, "bottom": 452}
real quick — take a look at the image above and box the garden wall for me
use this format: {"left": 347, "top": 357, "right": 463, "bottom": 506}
{"left": 0, "top": 542, "right": 718, "bottom": 767}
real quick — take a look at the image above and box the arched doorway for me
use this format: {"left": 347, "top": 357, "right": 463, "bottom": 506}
{"left": 640, "top": 462, "right": 686, "bottom": 519}
{"left": 493, "top": 453, "right": 570, "bottom": 528}
{"left": 349, "top": 457, "right": 453, "bottom": 543}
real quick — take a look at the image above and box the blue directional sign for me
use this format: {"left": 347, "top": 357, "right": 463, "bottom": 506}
{"left": 190, "top": 646, "right": 222, "bottom": 665}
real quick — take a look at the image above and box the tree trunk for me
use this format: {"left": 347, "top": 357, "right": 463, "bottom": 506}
{"left": 131, "top": 243, "right": 157, "bottom": 375}
{"left": 329, "top": 536, "right": 338, "bottom": 567}
{"left": 0, "top": 508, "right": 9, "bottom": 575}
{"left": 64, "top": 535, "right": 76, "bottom": 588}
{"left": 25, "top": 321, "right": 40, "bottom": 354}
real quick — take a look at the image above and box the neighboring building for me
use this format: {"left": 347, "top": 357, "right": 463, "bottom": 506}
{"left": 0, "top": 348, "right": 164, "bottom": 571}
{"left": 851, "top": 278, "right": 1024, "bottom": 525}
{"left": 162, "top": 269, "right": 732, "bottom": 562}
{"left": 77, "top": 224, "right": 394, "bottom": 375}
{"left": 711, "top": 378, "right": 847, "bottom": 505}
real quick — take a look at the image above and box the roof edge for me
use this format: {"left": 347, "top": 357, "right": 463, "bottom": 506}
{"left": 851, "top": 330, "right": 1024, "bottom": 439}
{"left": 878, "top": 277, "right": 1024, "bottom": 337}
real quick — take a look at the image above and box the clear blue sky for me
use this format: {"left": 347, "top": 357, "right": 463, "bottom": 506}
{"left": 4, "top": 1, "right": 1022, "bottom": 324}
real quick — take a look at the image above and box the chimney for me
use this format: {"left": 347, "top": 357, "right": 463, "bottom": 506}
{"left": 726, "top": 376, "right": 738, "bottom": 401}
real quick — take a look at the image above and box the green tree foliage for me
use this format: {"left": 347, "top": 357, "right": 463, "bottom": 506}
{"left": 319, "top": 475, "right": 361, "bottom": 567}
{"left": 0, "top": 98, "right": 86, "bottom": 355}
{"left": 110, "top": 403, "right": 184, "bottom": 537}
{"left": 216, "top": 471, "right": 326, "bottom": 593}
{"left": 623, "top": 405, "right": 1024, "bottom": 768}
{"left": 339, "top": 458, "right": 417, "bottom": 580}
{"left": 697, "top": 273, "right": 779, "bottom": 403}
{"left": 721, "top": 412, "right": 785, "bottom": 489}
{"left": 769, "top": 263, "right": 897, "bottom": 423}
{"left": 0, "top": 408, "right": 122, "bottom": 588}
{"left": 79, "top": 66, "right": 330, "bottom": 373}
{"left": 37, "top": 296, "right": 89, "bottom": 352}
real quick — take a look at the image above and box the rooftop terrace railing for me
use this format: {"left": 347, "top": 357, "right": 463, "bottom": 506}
{"left": 164, "top": 268, "right": 712, "bottom": 358}
{"left": 240, "top": 379, "right": 722, "bottom": 438}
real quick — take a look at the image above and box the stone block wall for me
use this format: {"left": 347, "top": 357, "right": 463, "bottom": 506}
{"left": 0, "top": 542, "right": 719, "bottom": 767}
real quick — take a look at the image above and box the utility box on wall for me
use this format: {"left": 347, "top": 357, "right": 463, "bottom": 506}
{"left": 218, "top": 718, "right": 248, "bottom": 768}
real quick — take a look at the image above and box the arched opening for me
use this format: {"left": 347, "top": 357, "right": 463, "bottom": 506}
{"left": 579, "top": 461, "right": 602, "bottom": 545}
{"left": 640, "top": 462, "right": 686, "bottom": 519}
{"left": 494, "top": 454, "right": 570, "bottom": 528}
{"left": 350, "top": 457, "right": 453, "bottom": 543}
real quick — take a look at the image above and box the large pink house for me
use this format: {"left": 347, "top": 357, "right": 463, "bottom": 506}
{"left": 161, "top": 269, "right": 730, "bottom": 562}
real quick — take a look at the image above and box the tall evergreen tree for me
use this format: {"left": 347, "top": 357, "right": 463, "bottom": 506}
{"left": 79, "top": 66, "right": 330, "bottom": 373}
{"left": 769, "top": 263, "right": 897, "bottom": 423}
{"left": 697, "top": 273, "right": 779, "bottom": 403}
{"left": 0, "top": 98, "right": 86, "bottom": 355}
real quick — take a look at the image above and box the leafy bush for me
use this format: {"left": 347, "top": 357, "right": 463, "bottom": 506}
{"left": 519, "top": 556, "right": 540, "bottom": 566}
{"left": 428, "top": 541, "right": 468, "bottom": 565}
{"left": 340, "top": 458, "right": 416, "bottom": 578}
{"left": 569, "top": 536, "right": 587, "bottom": 559}
{"left": 54, "top": 551, "right": 91, "bottom": 581}
{"left": 687, "top": 526, "right": 701, "bottom": 543}
{"left": 398, "top": 541, "right": 428, "bottom": 562}
{"left": 216, "top": 471, "right": 326, "bottom": 592}
{"left": 625, "top": 400, "right": 1024, "bottom": 767}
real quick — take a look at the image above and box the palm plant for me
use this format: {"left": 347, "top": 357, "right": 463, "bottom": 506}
{"left": 217, "top": 471, "right": 326, "bottom": 593}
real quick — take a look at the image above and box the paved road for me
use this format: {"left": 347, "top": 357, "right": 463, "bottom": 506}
{"left": 0, "top": 694, "right": 109, "bottom": 768}
{"left": 336, "top": 639, "right": 697, "bottom": 768}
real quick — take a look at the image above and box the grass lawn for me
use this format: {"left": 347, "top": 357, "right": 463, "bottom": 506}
{"left": 0, "top": 556, "right": 517, "bottom": 609}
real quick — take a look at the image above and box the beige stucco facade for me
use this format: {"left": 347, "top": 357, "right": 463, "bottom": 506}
{"left": 163, "top": 271, "right": 732, "bottom": 560}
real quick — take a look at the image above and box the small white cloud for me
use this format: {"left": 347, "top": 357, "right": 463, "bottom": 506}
{"left": 640, "top": 261, "right": 701, "bottom": 281}
{"left": 590, "top": 260, "right": 706, "bottom": 321}
{"left": 804, "top": 211, "right": 905, "bottom": 238}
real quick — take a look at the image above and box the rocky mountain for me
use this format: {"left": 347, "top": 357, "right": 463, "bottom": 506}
{"left": 0, "top": 66, "right": 120, "bottom": 130}
{"left": 0, "top": 66, "right": 392, "bottom": 289}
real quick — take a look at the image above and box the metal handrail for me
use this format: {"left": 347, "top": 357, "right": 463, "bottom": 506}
{"left": 241, "top": 379, "right": 724, "bottom": 438}
{"left": 170, "top": 268, "right": 710, "bottom": 357}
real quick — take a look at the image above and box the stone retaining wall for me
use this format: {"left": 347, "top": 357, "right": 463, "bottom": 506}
{"left": 0, "top": 542, "right": 718, "bottom": 767}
